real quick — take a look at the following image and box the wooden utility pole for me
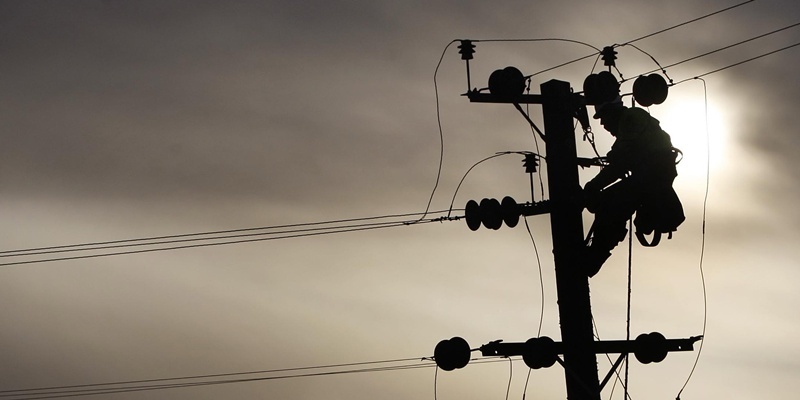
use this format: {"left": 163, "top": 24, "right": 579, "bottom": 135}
{"left": 541, "top": 79, "right": 601, "bottom": 399}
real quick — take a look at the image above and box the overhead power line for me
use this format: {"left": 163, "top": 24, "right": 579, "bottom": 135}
{"left": 530, "top": 0, "right": 755, "bottom": 77}
{"left": 619, "top": 0, "right": 755, "bottom": 46}
{"left": 0, "top": 211, "right": 449, "bottom": 257}
{"left": 0, "top": 357, "right": 430, "bottom": 399}
{"left": 0, "top": 357, "right": 515, "bottom": 400}
{"left": 631, "top": 21, "right": 800, "bottom": 80}
{"left": 673, "top": 40, "right": 800, "bottom": 85}
{"left": 0, "top": 210, "right": 462, "bottom": 267}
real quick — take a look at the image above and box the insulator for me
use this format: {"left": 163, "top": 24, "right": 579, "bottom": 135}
{"left": 582, "top": 71, "right": 619, "bottom": 105}
{"left": 633, "top": 74, "right": 669, "bottom": 107}
{"left": 465, "top": 200, "right": 482, "bottom": 231}
{"left": 634, "top": 332, "right": 668, "bottom": 364}
{"left": 522, "top": 336, "right": 558, "bottom": 369}
{"left": 480, "top": 198, "right": 503, "bottom": 230}
{"left": 488, "top": 66, "right": 526, "bottom": 98}
{"left": 434, "top": 337, "right": 471, "bottom": 371}
{"left": 458, "top": 40, "right": 475, "bottom": 61}
{"left": 601, "top": 46, "right": 618, "bottom": 67}
{"left": 523, "top": 153, "right": 538, "bottom": 173}
{"left": 501, "top": 196, "right": 520, "bottom": 228}
{"left": 465, "top": 197, "right": 523, "bottom": 231}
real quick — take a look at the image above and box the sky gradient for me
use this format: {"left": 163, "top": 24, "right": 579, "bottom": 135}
{"left": 1, "top": 1, "right": 799, "bottom": 399}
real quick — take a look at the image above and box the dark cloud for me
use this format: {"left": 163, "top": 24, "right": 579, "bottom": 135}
{"left": 2, "top": 1, "right": 800, "bottom": 399}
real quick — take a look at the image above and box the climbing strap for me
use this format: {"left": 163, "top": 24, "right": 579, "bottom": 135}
{"left": 635, "top": 230, "right": 675, "bottom": 247}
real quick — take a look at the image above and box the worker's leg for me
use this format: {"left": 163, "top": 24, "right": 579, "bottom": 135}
{"left": 585, "top": 181, "right": 639, "bottom": 276}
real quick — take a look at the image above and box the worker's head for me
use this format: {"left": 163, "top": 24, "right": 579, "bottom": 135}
{"left": 593, "top": 97, "right": 624, "bottom": 136}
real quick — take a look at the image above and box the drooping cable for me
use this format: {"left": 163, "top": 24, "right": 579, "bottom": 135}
{"left": 675, "top": 78, "right": 711, "bottom": 400}
{"left": 625, "top": 218, "right": 633, "bottom": 400}
{"left": 473, "top": 38, "right": 600, "bottom": 53}
{"left": 446, "top": 152, "right": 541, "bottom": 218}
{"left": 413, "top": 40, "right": 457, "bottom": 224}
{"left": 505, "top": 357, "right": 514, "bottom": 400}
{"left": 522, "top": 368, "right": 532, "bottom": 400}
{"left": 521, "top": 216, "right": 545, "bottom": 400}
{"left": 524, "top": 217, "right": 546, "bottom": 337}
{"left": 433, "top": 365, "right": 439, "bottom": 400}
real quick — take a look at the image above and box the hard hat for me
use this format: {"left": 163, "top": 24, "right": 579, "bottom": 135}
{"left": 593, "top": 96, "right": 623, "bottom": 119}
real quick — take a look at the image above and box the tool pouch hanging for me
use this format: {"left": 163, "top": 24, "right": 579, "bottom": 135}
{"left": 633, "top": 186, "right": 685, "bottom": 247}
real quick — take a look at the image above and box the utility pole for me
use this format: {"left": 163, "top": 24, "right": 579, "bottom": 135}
{"left": 541, "top": 79, "right": 600, "bottom": 399}
{"left": 432, "top": 40, "right": 701, "bottom": 399}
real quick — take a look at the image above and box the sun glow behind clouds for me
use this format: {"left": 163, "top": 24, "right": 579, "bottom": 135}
{"left": 655, "top": 93, "right": 728, "bottom": 185}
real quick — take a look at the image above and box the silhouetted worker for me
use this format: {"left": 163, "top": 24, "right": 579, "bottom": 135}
{"left": 583, "top": 97, "right": 684, "bottom": 277}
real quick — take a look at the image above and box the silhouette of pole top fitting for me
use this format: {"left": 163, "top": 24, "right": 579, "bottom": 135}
{"left": 433, "top": 40, "right": 698, "bottom": 400}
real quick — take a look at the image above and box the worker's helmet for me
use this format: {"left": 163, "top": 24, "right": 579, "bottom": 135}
{"left": 593, "top": 96, "right": 624, "bottom": 120}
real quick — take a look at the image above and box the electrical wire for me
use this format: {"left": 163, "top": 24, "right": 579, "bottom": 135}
{"left": 415, "top": 40, "right": 457, "bottom": 225}
{"left": 2, "top": 212, "right": 456, "bottom": 260}
{"left": 0, "top": 213, "right": 458, "bottom": 267}
{"left": 675, "top": 78, "right": 711, "bottom": 400}
{"left": 619, "top": 0, "right": 754, "bottom": 46}
{"left": 474, "top": 38, "right": 600, "bottom": 52}
{"left": 629, "top": 21, "right": 800, "bottom": 81}
{"left": 433, "top": 364, "right": 439, "bottom": 400}
{"left": 505, "top": 357, "right": 514, "bottom": 400}
{"left": 672, "top": 40, "right": 800, "bottom": 85}
{"left": 529, "top": 0, "right": 755, "bottom": 78}
{"left": 4, "top": 355, "right": 518, "bottom": 399}
{"left": 0, "top": 210, "right": 454, "bottom": 258}
{"left": 625, "top": 219, "right": 633, "bottom": 400}
{"left": 1, "top": 358, "right": 435, "bottom": 400}
{"left": 524, "top": 217, "right": 546, "bottom": 338}
{"left": 446, "top": 151, "right": 540, "bottom": 218}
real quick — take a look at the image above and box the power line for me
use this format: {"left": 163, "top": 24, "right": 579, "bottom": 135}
{"left": 529, "top": 0, "right": 755, "bottom": 77}
{"left": 3, "top": 363, "right": 436, "bottom": 400}
{"left": 3, "top": 215, "right": 450, "bottom": 259}
{"left": 618, "top": 0, "right": 755, "bottom": 46}
{"left": 630, "top": 21, "right": 800, "bottom": 80}
{"left": 0, "top": 357, "right": 428, "bottom": 398}
{"left": 0, "top": 211, "right": 449, "bottom": 257}
{"left": 673, "top": 40, "right": 800, "bottom": 85}
{"left": 2, "top": 357, "right": 516, "bottom": 400}
{"left": 0, "top": 212, "right": 461, "bottom": 267}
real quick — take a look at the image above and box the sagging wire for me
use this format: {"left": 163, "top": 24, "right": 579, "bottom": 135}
{"left": 433, "top": 365, "right": 439, "bottom": 400}
{"left": 625, "top": 218, "right": 634, "bottom": 400}
{"left": 414, "top": 39, "right": 458, "bottom": 225}
{"left": 524, "top": 217, "right": 546, "bottom": 338}
{"left": 505, "top": 357, "right": 514, "bottom": 400}
{"left": 446, "top": 151, "right": 545, "bottom": 219}
{"left": 675, "top": 77, "right": 711, "bottom": 400}
{"left": 616, "top": 43, "right": 673, "bottom": 85}
{"left": 521, "top": 215, "right": 546, "bottom": 400}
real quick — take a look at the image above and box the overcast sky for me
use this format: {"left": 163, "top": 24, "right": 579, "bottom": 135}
{"left": 1, "top": 1, "right": 799, "bottom": 399}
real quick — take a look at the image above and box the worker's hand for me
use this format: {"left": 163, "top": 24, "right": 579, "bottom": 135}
{"left": 583, "top": 181, "right": 601, "bottom": 213}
